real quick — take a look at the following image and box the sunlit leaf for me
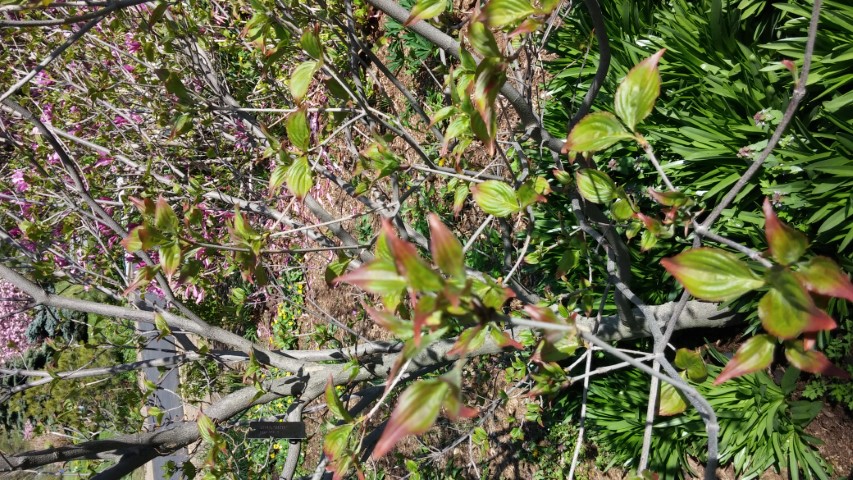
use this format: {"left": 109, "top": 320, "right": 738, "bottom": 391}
{"left": 472, "top": 181, "right": 519, "bottom": 217}
{"left": 565, "top": 112, "right": 633, "bottom": 153}
{"left": 404, "top": 0, "right": 446, "bottom": 26}
{"left": 290, "top": 60, "right": 318, "bottom": 101}
{"left": 661, "top": 248, "right": 764, "bottom": 301}
{"left": 714, "top": 334, "right": 775, "bottom": 385}
{"left": 325, "top": 377, "right": 354, "bottom": 422}
{"left": 335, "top": 260, "right": 407, "bottom": 296}
{"left": 614, "top": 49, "right": 665, "bottom": 131}
{"left": 160, "top": 241, "right": 181, "bottom": 277}
{"left": 468, "top": 21, "right": 500, "bottom": 58}
{"left": 154, "top": 312, "right": 171, "bottom": 339}
{"left": 286, "top": 109, "right": 311, "bottom": 152}
{"left": 300, "top": 26, "right": 323, "bottom": 60}
{"left": 763, "top": 198, "right": 808, "bottom": 266}
{"left": 648, "top": 189, "right": 691, "bottom": 207}
{"left": 760, "top": 267, "right": 836, "bottom": 339}
{"left": 269, "top": 163, "right": 288, "bottom": 195}
{"left": 575, "top": 168, "right": 617, "bottom": 204}
{"left": 795, "top": 256, "right": 853, "bottom": 303}
{"left": 286, "top": 156, "right": 313, "bottom": 199}
{"left": 154, "top": 196, "right": 179, "bottom": 233}
{"left": 482, "top": 0, "right": 536, "bottom": 28}
{"left": 658, "top": 381, "right": 687, "bottom": 416}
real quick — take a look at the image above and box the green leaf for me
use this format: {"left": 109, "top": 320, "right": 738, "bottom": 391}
{"left": 575, "top": 168, "right": 617, "bottom": 204}
{"left": 674, "top": 348, "right": 707, "bottom": 382}
{"left": 763, "top": 198, "right": 808, "bottom": 266}
{"left": 159, "top": 241, "right": 181, "bottom": 277}
{"left": 286, "top": 109, "right": 310, "bottom": 152}
{"left": 372, "top": 379, "right": 450, "bottom": 459}
{"left": 171, "top": 113, "right": 193, "bottom": 139}
{"left": 325, "top": 377, "right": 354, "bottom": 422}
{"left": 290, "top": 60, "right": 318, "bottom": 101}
{"left": 565, "top": 112, "right": 633, "bottom": 152}
{"left": 452, "top": 182, "right": 469, "bottom": 216}
{"left": 197, "top": 412, "right": 217, "bottom": 444}
{"left": 300, "top": 26, "right": 323, "bottom": 60}
{"left": 714, "top": 334, "right": 776, "bottom": 385}
{"left": 323, "top": 423, "right": 354, "bottom": 461}
{"left": 795, "top": 256, "right": 853, "bottom": 302}
{"left": 760, "top": 268, "right": 837, "bottom": 339}
{"left": 472, "top": 181, "right": 519, "bottom": 217}
{"left": 614, "top": 49, "right": 665, "bottom": 131}
{"left": 611, "top": 197, "right": 636, "bottom": 221}
{"left": 468, "top": 21, "right": 500, "bottom": 58}
{"left": 658, "top": 381, "right": 687, "bottom": 416}
{"left": 482, "top": 0, "right": 536, "bottom": 28}
{"left": 784, "top": 342, "right": 850, "bottom": 379}
{"left": 154, "top": 197, "right": 179, "bottom": 233}
{"left": 661, "top": 248, "right": 765, "bottom": 301}
{"left": 335, "top": 260, "right": 407, "bottom": 296}
{"left": 269, "top": 163, "right": 288, "bottom": 195}
{"left": 428, "top": 214, "right": 464, "bottom": 280}
{"left": 324, "top": 256, "right": 351, "bottom": 285}
{"left": 404, "top": 0, "right": 446, "bottom": 26}
{"left": 154, "top": 312, "right": 172, "bottom": 339}
{"left": 286, "top": 156, "right": 313, "bottom": 199}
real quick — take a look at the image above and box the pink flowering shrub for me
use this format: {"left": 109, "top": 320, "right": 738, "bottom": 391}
{"left": 0, "top": 280, "right": 32, "bottom": 364}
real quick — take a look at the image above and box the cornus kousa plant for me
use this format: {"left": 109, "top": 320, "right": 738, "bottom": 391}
{"left": 0, "top": 0, "right": 850, "bottom": 478}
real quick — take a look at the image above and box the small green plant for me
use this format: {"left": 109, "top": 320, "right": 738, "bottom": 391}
{"left": 562, "top": 349, "right": 832, "bottom": 479}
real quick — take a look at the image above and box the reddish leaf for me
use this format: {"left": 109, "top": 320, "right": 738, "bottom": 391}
{"left": 784, "top": 342, "right": 850, "bottom": 379}
{"left": 648, "top": 188, "right": 691, "bottom": 207}
{"left": 760, "top": 267, "right": 836, "bottom": 339}
{"left": 448, "top": 326, "right": 487, "bottom": 356}
{"left": 382, "top": 222, "right": 443, "bottom": 292}
{"left": 796, "top": 256, "right": 853, "bottom": 303}
{"left": 763, "top": 198, "right": 809, "bottom": 266}
{"left": 373, "top": 379, "right": 450, "bottom": 459}
{"left": 129, "top": 196, "right": 155, "bottom": 217}
{"left": 428, "top": 214, "right": 464, "bottom": 280}
{"left": 714, "top": 334, "right": 776, "bottom": 385}
{"left": 661, "top": 248, "right": 764, "bottom": 301}
{"left": 490, "top": 328, "right": 523, "bottom": 350}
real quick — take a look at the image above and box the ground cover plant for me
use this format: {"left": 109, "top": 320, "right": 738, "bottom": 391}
{"left": 0, "top": 0, "right": 851, "bottom": 479}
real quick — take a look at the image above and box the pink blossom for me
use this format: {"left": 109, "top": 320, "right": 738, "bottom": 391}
{"left": 40, "top": 103, "right": 54, "bottom": 123}
{"left": 0, "top": 280, "right": 32, "bottom": 364}
{"left": 114, "top": 115, "right": 129, "bottom": 126}
{"left": 125, "top": 34, "right": 142, "bottom": 54}
{"left": 122, "top": 64, "right": 135, "bottom": 73}
{"left": 46, "top": 152, "right": 60, "bottom": 165}
{"left": 22, "top": 420, "right": 35, "bottom": 440}
{"left": 94, "top": 154, "right": 114, "bottom": 168}
{"left": 11, "top": 169, "right": 29, "bottom": 192}
{"left": 33, "top": 71, "right": 54, "bottom": 87}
